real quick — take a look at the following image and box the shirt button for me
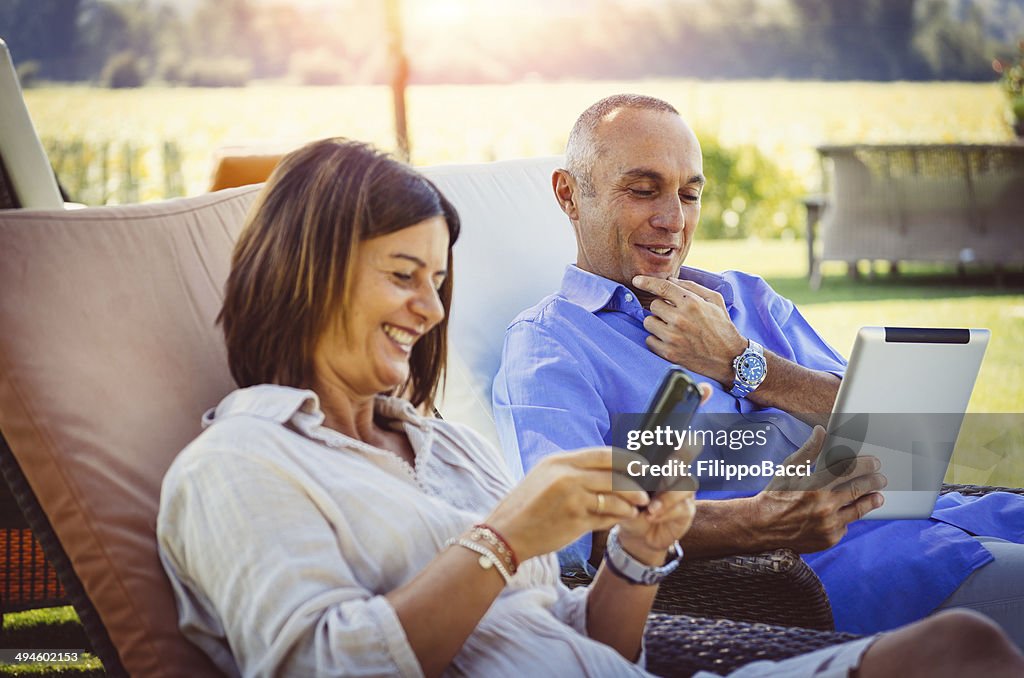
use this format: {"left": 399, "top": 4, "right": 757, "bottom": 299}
{"left": 624, "top": 293, "right": 633, "bottom": 302}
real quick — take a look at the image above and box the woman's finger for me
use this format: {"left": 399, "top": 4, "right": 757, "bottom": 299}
{"left": 561, "top": 447, "right": 615, "bottom": 469}
{"left": 588, "top": 491, "right": 641, "bottom": 520}
{"left": 576, "top": 468, "right": 648, "bottom": 502}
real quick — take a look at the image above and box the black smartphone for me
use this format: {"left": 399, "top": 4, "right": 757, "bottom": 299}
{"left": 636, "top": 368, "right": 702, "bottom": 492}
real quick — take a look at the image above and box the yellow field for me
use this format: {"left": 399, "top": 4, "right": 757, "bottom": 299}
{"left": 24, "top": 80, "right": 1014, "bottom": 199}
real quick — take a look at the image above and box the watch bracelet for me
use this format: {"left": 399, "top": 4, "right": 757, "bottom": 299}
{"left": 730, "top": 338, "right": 766, "bottom": 396}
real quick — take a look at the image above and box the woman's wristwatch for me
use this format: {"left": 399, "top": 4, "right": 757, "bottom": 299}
{"left": 603, "top": 525, "right": 684, "bottom": 586}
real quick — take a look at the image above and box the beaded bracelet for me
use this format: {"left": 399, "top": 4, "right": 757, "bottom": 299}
{"left": 470, "top": 524, "right": 519, "bottom": 575}
{"left": 445, "top": 537, "right": 512, "bottom": 584}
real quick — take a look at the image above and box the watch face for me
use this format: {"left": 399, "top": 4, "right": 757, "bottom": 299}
{"left": 738, "top": 353, "right": 766, "bottom": 385}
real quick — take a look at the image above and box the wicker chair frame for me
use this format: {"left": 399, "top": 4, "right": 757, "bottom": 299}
{"left": 561, "top": 483, "right": 1024, "bottom": 631}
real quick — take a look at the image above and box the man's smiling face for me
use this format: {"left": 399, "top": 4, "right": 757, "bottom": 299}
{"left": 570, "top": 107, "right": 704, "bottom": 289}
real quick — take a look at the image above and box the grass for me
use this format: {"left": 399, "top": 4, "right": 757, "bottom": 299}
{"left": 0, "top": 607, "right": 101, "bottom": 676}
{"left": 687, "top": 238, "right": 1024, "bottom": 488}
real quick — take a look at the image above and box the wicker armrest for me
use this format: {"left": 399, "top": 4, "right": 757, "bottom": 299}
{"left": 561, "top": 484, "right": 1024, "bottom": 633}
{"left": 644, "top": 612, "right": 861, "bottom": 677}
{"left": 940, "top": 483, "right": 1024, "bottom": 497}
{"left": 0, "top": 456, "right": 68, "bottom": 614}
{"left": 562, "top": 548, "right": 834, "bottom": 631}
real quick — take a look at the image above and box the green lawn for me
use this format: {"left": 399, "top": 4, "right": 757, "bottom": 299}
{"left": 0, "top": 607, "right": 101, "bottom": 676}
{"left": 687, "top": 238, "right": 1024, "bottom": 488}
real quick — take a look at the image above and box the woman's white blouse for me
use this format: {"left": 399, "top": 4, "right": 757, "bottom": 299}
{"left": 156, "top": 384, "right": 647, "bottom": 678}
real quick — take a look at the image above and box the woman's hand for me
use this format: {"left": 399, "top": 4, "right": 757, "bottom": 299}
{"left": 614, "top": 382, "right": 710, "bottom": 565}
{"left": 489, "top": 383, "right": 711, "bottom": 565}
{"left": 614, "top": 483, "right": 697, "bottom": 566}
{"left": 485, "top": 447, "right": 650, "bottom": 562}
{"left": 581, "top": 427, "right": 703, "bottom": 663}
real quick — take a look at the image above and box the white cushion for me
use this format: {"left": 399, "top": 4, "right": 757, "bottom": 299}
{"left": 421, "top": 157, "right": 575, "bottom": 458}
{"left": 0, "top": 39, "right": 63, "bottom": 208}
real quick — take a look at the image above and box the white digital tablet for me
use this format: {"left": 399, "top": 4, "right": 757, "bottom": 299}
{"left": 819, "top": 326, "right": 989, "bottom": 520}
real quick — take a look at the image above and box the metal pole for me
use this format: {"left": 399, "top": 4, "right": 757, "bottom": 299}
{"left": 385, "top": 0, "right": 410, "bottom": 162}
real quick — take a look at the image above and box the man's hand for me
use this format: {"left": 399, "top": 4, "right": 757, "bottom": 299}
{"left": 632, "top": 275, "right": 746, "bottom": 385}
{"left": 749, "top": 426, "right": 887, "bottom": 552}
{"left": 631, "top": 273, "right": 841, "bottom": 426}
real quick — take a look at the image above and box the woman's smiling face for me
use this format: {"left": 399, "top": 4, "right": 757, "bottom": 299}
{"left": 311, "top": 216, "right": 450, "bottom": 398}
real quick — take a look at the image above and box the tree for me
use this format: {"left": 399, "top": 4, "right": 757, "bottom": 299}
{"left": 789, "top": 0, "right": 921, "bottom": 79}
{"left": 914, "top": 0, "right": 994, "bottom": 79}
{"left": 0, "top": 0, "right": 83, "bottom": 80}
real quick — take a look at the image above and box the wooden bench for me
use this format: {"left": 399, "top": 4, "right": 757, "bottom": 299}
{"left": 807, "top": 144, "right": 1024, "bottom": 288}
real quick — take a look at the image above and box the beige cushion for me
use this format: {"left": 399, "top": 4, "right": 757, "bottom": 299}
{"left": 0, "top": 186, "right": 259, "bottom": 676}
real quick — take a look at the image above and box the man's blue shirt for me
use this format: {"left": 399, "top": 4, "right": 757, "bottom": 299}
{"left": 493, "top": 264, "right": 1024, "bottom": 634}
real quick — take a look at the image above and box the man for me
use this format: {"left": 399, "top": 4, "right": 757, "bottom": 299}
{"left": 493, "top": 94, "right": 1024, "bottom": 643}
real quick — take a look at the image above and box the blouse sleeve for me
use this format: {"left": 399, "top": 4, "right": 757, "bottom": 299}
{"left": 157, "top": 445, "right": 424, "bottom": 678}
{"left": 548, "top": 568, "right": 647, "bottom": 669}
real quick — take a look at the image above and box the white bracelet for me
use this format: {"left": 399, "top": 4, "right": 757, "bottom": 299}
{"left": 446, "top": 537, "right": 512, "bottom": 584}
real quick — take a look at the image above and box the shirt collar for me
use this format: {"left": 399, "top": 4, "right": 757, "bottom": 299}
{"left": 559, "top": 264, "right": 734, "bottom": 312}
{"left": 559, "top": 265, "right": 621, "bottom": 312}
{"left": 677, "top": 265, "right": 735, "bottom": 307}
{"left": 204, "top": 384, "right": 423, "bottom": 438}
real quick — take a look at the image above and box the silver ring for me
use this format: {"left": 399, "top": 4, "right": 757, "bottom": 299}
{"left": 596, "top": 493, "right": 606, "bottom": 513}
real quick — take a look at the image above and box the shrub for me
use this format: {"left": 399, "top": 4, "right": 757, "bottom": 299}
{"left": 183, "top": 58, "right": 251, "bottom": 87}
{"left": 696, "top": 138, "right": 805, "bottom": 240}
{"left": 993, "top": 40, "right": 1024, "bottom": 125}
{"left": 290, "top": 49, "right": 350, "bottom": 86}
{"left": 15, "top": 60, "right": 41, "bottom": 88}
{"left": 155, "top": 53, "right": 186, "bottom": 85}
{"left": 102, "top": 51, "right": 145, "bottom": 89}
{"left": 1013, "top": 96, "right": 1024, "bottom": 122}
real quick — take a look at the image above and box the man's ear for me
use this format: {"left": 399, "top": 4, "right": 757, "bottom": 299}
{"left": 552, "top": 169, "right": 579, "bottom": 221}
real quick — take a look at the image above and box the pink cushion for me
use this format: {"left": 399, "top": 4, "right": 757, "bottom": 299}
{"left": 0, "top": 186, "right": 260, "bottom": 676}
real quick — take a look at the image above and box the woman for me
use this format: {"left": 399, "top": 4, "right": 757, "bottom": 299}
{"left": 157, "top": 138, "right": 1023, "bottom": 677}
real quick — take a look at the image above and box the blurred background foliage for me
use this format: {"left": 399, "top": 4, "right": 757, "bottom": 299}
{"left": 4, "top": 0, "right": 1024, "bottom": 86}
{"left": 2, "top": 0, "right": 1022, "bottom": 240}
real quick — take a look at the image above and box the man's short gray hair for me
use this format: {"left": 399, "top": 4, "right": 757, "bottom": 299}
{"left": 565, "top": 94, "right": 680, "bottom": 196}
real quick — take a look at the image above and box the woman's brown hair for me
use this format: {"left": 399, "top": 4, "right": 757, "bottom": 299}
{"left": 218, "top": 138, "right": 460, "bottom": 410}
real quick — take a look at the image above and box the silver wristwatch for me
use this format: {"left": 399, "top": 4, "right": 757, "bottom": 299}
{"left": 603, "top": 525, "right": 683, "bottom": 586}
{"left": 729, "top": 339, "right": 767, "bottom": 398}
